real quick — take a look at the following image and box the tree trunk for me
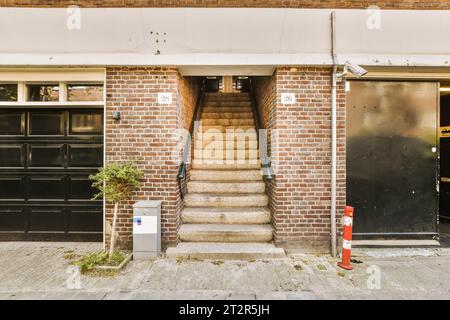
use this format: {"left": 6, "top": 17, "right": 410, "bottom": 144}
{"left": 109, "top": 202, "right": 119, "bottom": 257}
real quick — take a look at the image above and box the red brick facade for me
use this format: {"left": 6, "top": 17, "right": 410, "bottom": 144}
{"left": 105, "top": 67, "right": 345, "bottom": 250}
{"left": 2, "top": 0, "right": 450, "bottom": 9}
{"left": 105, "top": 67, "right": 197, "bottom": 248}
{"left": 254, "top": 68, "right": 346, "bottom": 249}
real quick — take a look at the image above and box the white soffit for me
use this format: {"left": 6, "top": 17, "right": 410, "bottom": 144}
{"left": 0, "top": 8, "right": 449, "bottom": 69}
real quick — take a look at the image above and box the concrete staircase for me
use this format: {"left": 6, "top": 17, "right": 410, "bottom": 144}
{"left": 166, "top": 92, "right": 285, "bottom": 260}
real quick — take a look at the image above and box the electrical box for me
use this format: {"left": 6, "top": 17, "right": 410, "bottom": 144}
{"left": 133, "top": 200, "right": 161, "bottom": 260}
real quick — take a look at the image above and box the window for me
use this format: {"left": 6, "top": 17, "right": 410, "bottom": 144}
{"left": 70, "top": 111, "right": 103, "bottom": 134}
{"left": 67, "top": 84, "right": 103, "bottom": 102}
{"left": 0, "top": 84, "right": 18, "bottom": 102}
{"left": 27, "top": 84, "right": 59, "bottom": 102}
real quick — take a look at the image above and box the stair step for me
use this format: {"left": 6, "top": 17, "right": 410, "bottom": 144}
{"left": 182, "top": 207, "right": 270, "bottom": 224}
{"left": 201, "top": 112, "right": 254, "bottom": 119}
{"left": 205, "top": 95, "right": 250, "bottom": 100}
{"left": 184, "top": 193, "right": 268, "bottom": 208}
{"left": 194, "top": 149, "right": 259, "bottom": 160}
{"left": 203, "top": 107, "right": 252, "bottom": 113}
{"left": 204, "top": 101, "right": 251, "bottom": 107}
{"left": 201, "top": 119, "right": 255, "bottom": 126}
{"left": 179, "top": 224, "right": 274, "bottom": 242}
{"left": 204, "top": 92, "right": 249, "bottom": 97}
{"left": 187, "top": 181, "right": 265, "bottom": 194}
{"left": 165, "top": 242, "right": 285, "bottom": 260}
{"left": 192, "top": 159, "right": 261, "bottom": 170}
{"left": 205, "top": 94, "right": 250, "bottom": 99}
{"left": 204, "top": 95, "right": 250, "bottom": 102}
{"left": 196, "top": 131, "right": 257, "bottom": 141}
{"left": 201, "top": 126, "right": 255, "bottom": 133}
{"left": 195, "top": 139, "right": 258, "bottom": 149}
{"left": 190, "top": 169, "right": 262, "bottom": 181}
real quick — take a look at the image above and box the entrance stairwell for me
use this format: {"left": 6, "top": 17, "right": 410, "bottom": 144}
{"left": 167, "top": 91, "right": 285, "bottom": 259}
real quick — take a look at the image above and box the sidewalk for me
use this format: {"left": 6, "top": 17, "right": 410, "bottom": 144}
{"left": 0, "top": 242, "right": 449, "bottom": 300}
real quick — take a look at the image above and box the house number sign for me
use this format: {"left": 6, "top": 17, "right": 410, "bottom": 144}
{"left": 158, "top": 92, "right": 172, "bottom": 104}
{"left": 281, "top": 93, "right": 296, "bottom": 104}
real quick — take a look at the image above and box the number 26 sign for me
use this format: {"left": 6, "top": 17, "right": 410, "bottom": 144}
{"left": 281, "top": 93, "right": 296, "bottom": 105}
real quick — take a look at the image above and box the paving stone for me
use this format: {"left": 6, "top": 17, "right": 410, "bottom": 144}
{"left": 0, "top": 242, "right": 450, "bottom": 300}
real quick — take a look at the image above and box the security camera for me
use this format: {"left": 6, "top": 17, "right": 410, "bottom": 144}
{"left": 344, "top": 61, "right": 368, "bottom": 78}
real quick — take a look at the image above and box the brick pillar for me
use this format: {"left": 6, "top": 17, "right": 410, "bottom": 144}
{"left": 105, "top": 67, "right": 196, "bottom": 249}
{"left": 255, "top": 67, "right": 346, "bottom": 249}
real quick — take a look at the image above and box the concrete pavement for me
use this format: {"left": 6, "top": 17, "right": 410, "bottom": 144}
{"left": 0, "top": 242, "right": 449, "bottom": 300}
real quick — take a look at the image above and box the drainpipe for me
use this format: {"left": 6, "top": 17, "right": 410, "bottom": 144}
{"left": 330, "top": 11, "right": 338, "bottom": 258}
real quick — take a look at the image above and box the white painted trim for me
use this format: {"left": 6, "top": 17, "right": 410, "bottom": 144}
{"left": 0, "top": 68, "right": 105, "bottom": 82}
{"left": 0, "top": 53, "right": 333, "bottom": 68}
{"left": 0, "top": 54, "right": 449, "bottom": 72}
{"left": 59, "top": 82, "right": 67, "bottom": 103}
{"left": 0, "top": 101, "right": 104, "bottom": 107}
{"left": 17, "top": 82, "right": 26, "bottom": 103}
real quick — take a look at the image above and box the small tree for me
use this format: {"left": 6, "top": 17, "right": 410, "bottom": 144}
{"left": 90, "top": 161, "right": 144, "bottom": 256}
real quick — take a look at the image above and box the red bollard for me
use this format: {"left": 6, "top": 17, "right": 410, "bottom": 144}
{"left": 337, "top": 206, "right": 354, "bottom": 270}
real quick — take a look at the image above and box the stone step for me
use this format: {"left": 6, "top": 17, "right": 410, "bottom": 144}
{"left": 190, "top": 169, "right": 262, "bottom": 181}
{"left": 201, "top": 112, "right": 254, "bottom": 119}
{"left": 191, "top": 159, "right": 261, "bottom": 167}
{"left": 201, "top": 118, "right": 255, "bottom": 126}
{"left": 184, "top": 193, "right": 268, "bottom": 208}
{"left": 178, "top": 224, "right": 274, "bottom": 242}
{"left": 205, "top": 93, "right": 250, "bottom": 98}
{"left": 204, "top": 92, "right": 249, "bottom": 97}
{"left": 204, "top": 94, "right": 250, "bottom": 101}
{"left": 194, "top": 149, "right": 259, "bottom": 160}
{"left": 165, "top": 242, "right": 285, "bottom": 260}
{"left": 192, "top": 159, "right": 261, "bottom": 170}
{"left": 195, "top": 139, "right": 258, "bottom": 149}
{"left": 204, "top": 93, "right": 250, "bottom": 99}
{"left": 203, "top": 107, "right": 252, "bottom": 113}
{"left": 204, "top": 101, "right": 251, "bottom": 107}
{"left": 182, "top": 207, "right": 270, "bottom": 224}
{"left": 195, "top": 131, "right": 257, "bottom": 141}
{"left": 201, "top": 126, "right": 256, "bottom": 133}
{"left": 187, "top": 181, "right": 265, "bottom": 194}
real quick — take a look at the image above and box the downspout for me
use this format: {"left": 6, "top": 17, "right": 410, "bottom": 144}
{"left": 330, "top": 11, "right": 338, "bottom": 258}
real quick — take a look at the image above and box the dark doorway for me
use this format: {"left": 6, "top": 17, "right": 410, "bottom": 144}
{"left": 439, "top": 86, "right": 450, "bottom": 246}
{"left": 347, "top": 81, "right": 439, "bottom": 239}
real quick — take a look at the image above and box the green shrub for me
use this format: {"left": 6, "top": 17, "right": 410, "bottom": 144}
{"left": 89, "top": 161, "right": 143, "bottom": 256}
{"left": 75, "top": 251, "right": 126, "bottom": 274}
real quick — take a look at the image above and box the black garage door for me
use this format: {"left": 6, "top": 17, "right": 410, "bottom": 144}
{"left": 0, "top": 108, "right": 103, "bottom": 241}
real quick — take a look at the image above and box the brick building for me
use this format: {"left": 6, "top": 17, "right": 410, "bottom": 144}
{"left": 0, "top": 1, "right": 449, "bottom": 258}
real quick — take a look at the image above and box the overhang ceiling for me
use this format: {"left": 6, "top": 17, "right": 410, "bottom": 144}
{"left": 0, "top": 8, "right": 449, "bottom": 75}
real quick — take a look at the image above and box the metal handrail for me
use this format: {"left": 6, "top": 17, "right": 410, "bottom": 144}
{"left": 177, "top": 78, "right": 206, "bottom": 199}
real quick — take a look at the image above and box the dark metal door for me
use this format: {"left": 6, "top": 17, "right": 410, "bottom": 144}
{"left": 0, "top": 108, "right": 103, "bottom": 241}
{"left": 347, "top": 81, "right": 438, "bottom": 239}
{"left": 440, "top": 94, "right": 450, "bottom": 222}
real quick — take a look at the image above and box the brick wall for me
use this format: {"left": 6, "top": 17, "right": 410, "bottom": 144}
{"left": 179, "top": 75, "right": 201, "bottom": 130}
{"left": 105, "top": 67, "right": 197, "bottom": 249}
{"left": 252, "top": 75, "right": 278, "bottom": 233}
{"left": 2, "top": 0, "right": 450, "bottom": 9}
{"left": 177, "top": 75, "right": 201, "bottom": 197}
{"left": 253, "top": 67, "right": 346, "bottom": 249}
